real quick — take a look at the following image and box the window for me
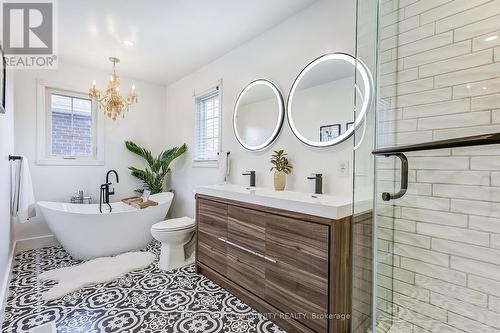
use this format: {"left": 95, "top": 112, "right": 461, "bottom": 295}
{"left": 50, "top": 92, "right": 93, "bottom": 157}
{"left": 36, "top": 81, "right": 104, "bottom": 165}
{"left": 194, "top": 87, "right": 221, "bottom": 165}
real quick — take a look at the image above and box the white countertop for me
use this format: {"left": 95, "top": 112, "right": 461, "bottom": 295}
{"left": 195, "top": 184, "right": 372, "bottom": 219}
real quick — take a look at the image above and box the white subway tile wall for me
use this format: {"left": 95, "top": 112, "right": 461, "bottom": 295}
{"left": 377, "top": 0, "right": 500, "bottom": 332}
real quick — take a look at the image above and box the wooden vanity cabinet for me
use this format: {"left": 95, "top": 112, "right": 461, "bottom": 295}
{"left": 195, "top": 194, "right": 352, "bottom": 333}
{"left": 197, "top": 199, "right": 227, "bottom": 275}
{"left": 265, "top": 214, "right": 330, "bottom": 332}
{"left": 226, "top": 206, "right": 267, "bottom": 299}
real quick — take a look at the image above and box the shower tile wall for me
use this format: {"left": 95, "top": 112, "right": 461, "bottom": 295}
{"left": 378, "top": 0, "right": 500, "bottom": 332}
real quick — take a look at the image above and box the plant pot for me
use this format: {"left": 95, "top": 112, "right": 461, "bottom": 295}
{"left": 274, "top": 171, "right": 287, "bottom": 191}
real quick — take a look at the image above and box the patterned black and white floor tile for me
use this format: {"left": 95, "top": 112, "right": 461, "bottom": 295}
{"left": 1, "top": 242, "right": 286, "bottom": 333}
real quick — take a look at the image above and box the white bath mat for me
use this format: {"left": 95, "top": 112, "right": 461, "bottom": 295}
{"left": 38, "top": 251, "right": 155, "bottom": 300}
{"left": 29, "top": 321, "right": 56, "bottom": 333}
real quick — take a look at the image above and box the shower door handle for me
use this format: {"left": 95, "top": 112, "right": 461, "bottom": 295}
{"left": 381, "top": 153, "right": 408, "bottom": 201}
{"left": 373, "top": 133, "right": 500, "bottom": 200}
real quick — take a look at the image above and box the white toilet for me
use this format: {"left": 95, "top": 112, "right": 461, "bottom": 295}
{"left": 151, "top": 217, "right": 196, "bottom": 271}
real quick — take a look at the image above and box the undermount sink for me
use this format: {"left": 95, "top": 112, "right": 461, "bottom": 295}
{"left": 195, "top": 184, "right": 371, "bottom": 219}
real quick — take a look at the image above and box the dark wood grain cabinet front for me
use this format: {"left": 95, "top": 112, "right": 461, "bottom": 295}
{"left": 196, "top": 199, "right": 228, "bottom": 275}
{"left": 195, "top": 195, "right": 352, "bottom": 333}
{"left": 226, "top": 206, "right": 267, "bottom": 299}
{"left": 265, "top": 214, "right": 329, "bottom": 332}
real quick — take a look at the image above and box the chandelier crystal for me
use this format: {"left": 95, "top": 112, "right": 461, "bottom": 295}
{"left": 89, "top": 57, "right": 138, "bottom": 120}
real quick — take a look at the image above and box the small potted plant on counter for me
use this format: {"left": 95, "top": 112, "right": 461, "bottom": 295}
{"left": 270, "top": 149, "right": 292, "bottom": 191}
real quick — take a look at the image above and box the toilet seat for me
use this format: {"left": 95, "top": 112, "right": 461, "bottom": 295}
{"left": 151, "top": 217, "right": 195, "bottom": 232}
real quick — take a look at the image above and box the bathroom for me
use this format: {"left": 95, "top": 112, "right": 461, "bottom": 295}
{"left": 1, "top": 0, "right": 500, "bottom": 332}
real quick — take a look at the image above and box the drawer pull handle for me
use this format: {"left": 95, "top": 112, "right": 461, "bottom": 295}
{"left": 217, "top": 237, "right": 277, "bottom": 264}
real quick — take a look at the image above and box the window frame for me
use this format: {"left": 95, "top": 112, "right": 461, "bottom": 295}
{"left": 193, "top": 84, "right": 222, "bottom": 168}
{"left": 36, "top": 80, "right": 105, "bottom": 166}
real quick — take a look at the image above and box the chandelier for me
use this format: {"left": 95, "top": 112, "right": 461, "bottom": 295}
{"left": 89, "top": 57, "right": 138, "bottom": 120}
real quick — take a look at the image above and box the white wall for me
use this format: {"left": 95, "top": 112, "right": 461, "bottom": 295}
{"left": 164, "top": 0, "right": 357, "bottom": 217}
{"left": 0, "top": 70, "right": 15, "bottom": 314}
{"left": 13, "top": 62, "right": 169, "bottom": 240}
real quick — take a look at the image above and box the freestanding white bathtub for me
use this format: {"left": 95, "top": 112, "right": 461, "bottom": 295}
{"left": 37, "top": 192, "right": 174, "bottom": 260}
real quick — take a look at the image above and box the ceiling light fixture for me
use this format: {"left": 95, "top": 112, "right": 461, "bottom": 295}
{"left": 485, "top": 35, "right": 498, "bottom": 42}
{"left": 123, "top": 40, "right": 134, "bottom": 47}
{"left": 89, "top": 57, "right": 138, "bottom": 120}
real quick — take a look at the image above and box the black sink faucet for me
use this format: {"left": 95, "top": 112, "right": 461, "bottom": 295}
{"left": 242, "top": 171, "right": 256, "bottom": 187}
{"left": 100, "top": 170, "right": 119, "bottom": 213}
{"left": 308, "top": 173, "right": 323, "bottom": 194}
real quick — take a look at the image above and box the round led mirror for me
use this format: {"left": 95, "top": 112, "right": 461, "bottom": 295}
{"left": 233, "top": 79, "right": 285, "bottom": 151}
{"left": 287, "top": 53, "right": 373, "bottom": 147}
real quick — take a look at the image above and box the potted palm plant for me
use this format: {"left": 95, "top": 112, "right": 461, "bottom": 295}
{"left": 270, "top": 149, "right": 292, "bottom": 191}
{"left": 125, "top": 141, "right": 187, "bottom": 194}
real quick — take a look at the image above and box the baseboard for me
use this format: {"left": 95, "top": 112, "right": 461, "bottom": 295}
{"left": 0, "top": 234, "right": 59, "bottom": 323}
{"left": 14, "top": 235, "right": 59, "bottom": 255}
{"left": 0, "top": 242, "right": 15, "bottom": 326}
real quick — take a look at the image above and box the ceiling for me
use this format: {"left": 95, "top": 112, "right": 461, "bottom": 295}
{"left": 58, "top": 0, "right": 319, "bottom": 85}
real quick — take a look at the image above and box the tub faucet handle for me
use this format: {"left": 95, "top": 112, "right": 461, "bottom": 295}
{"left": 105, "top": 170, "right": 118, "bottom": 198}
{"left": 99, "top": 183, "right": 112, "bottom": 213}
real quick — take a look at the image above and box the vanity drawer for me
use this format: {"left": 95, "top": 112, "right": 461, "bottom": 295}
{"left": 265, "top": 215, "right": 330, "bottom": 333}
{"left": 226, "top": 206, "right": 267, "bottom": 298}
{"left": 227, "top": 206, "right": 266, "bottom": 252}
{"left": 226, "top": 249, "right": 266, "bottom": 298}
{"left": 197, "top": 199, "right": 228, "bottom": 275}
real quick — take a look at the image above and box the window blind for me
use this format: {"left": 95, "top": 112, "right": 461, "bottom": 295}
{"left": 195, "top": 89, "right": 220, "bottom": 161}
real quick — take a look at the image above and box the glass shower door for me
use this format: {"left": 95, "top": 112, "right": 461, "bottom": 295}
{"left": 354, "top": 0, "right": 500, "bottom": 332}
{"left": 352, "top": 0, "right": 386, "bottom": 332}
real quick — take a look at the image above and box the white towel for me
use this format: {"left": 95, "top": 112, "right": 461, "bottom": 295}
{"left": 12, "top": 155, "right": 36, "bottom": 223}
{"left": 217, "top": 152, "right": 230, "bottom": 183}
